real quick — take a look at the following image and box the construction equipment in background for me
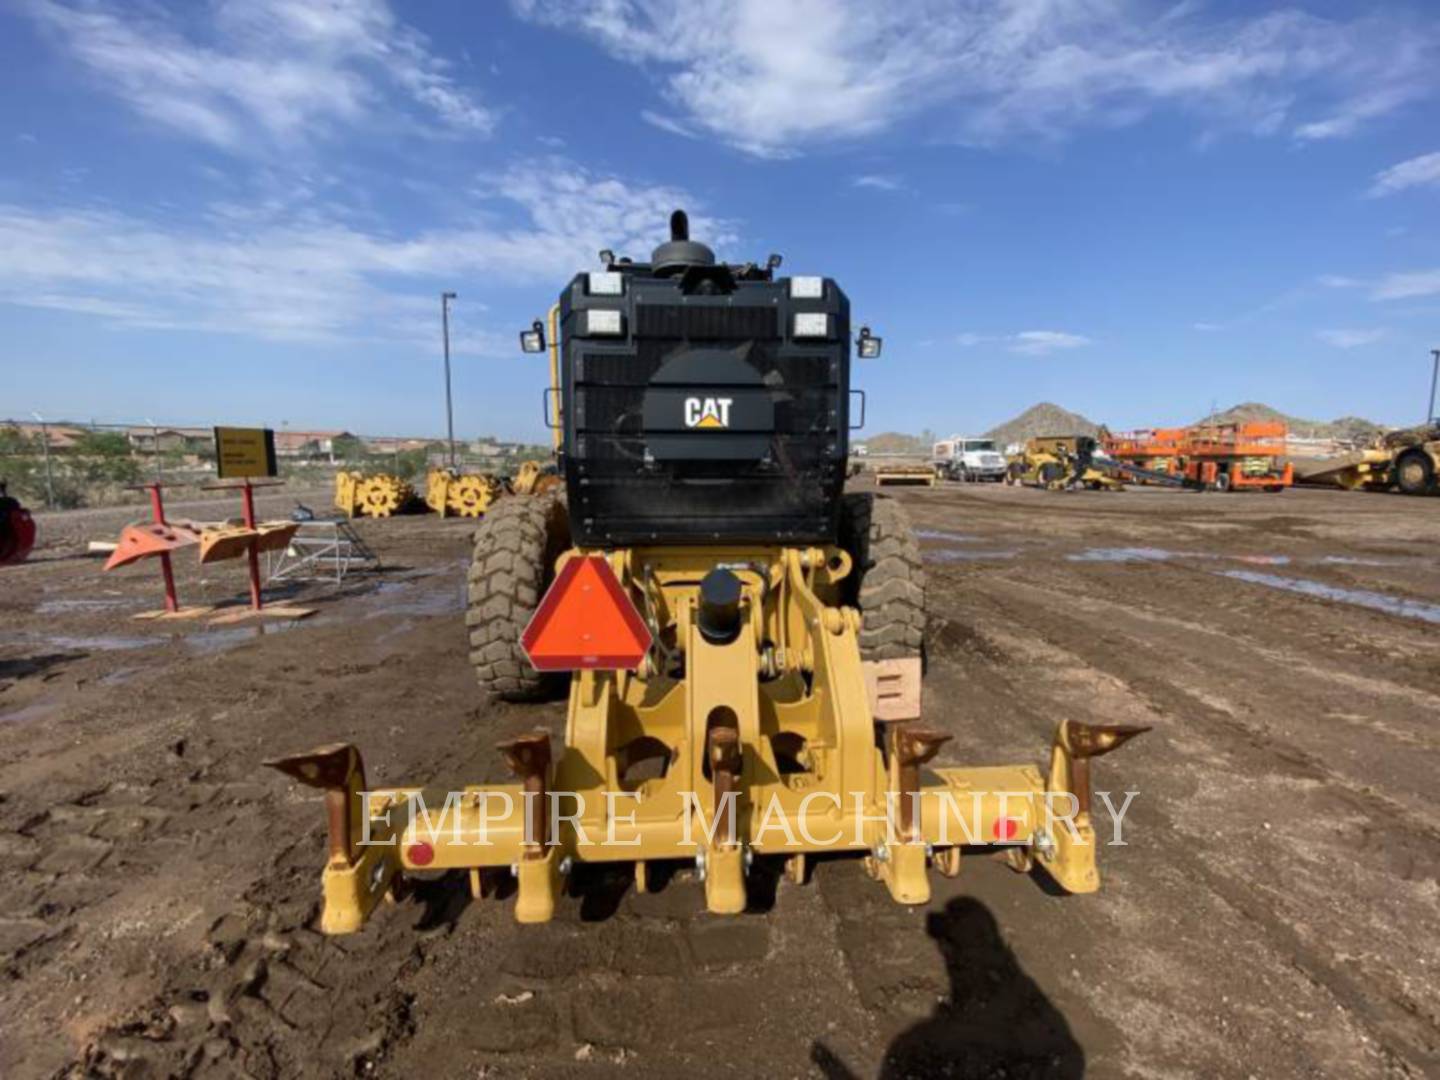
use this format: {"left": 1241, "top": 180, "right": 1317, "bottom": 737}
{"left": 1006, "top": 436, "right": 1126, "bottom": 491}
{"left": 1292, "top": 422, "right": 1439, "bottom": 495}
{"left": 510, "top": 458, "right": 562, "bottom": 496}
{"left": 873, "top": 462, "right": 938, "bottom": 487}
{"left": 270, "top": 209, "right": 1146, "bottom": 932}
{"left": 0, "top": 482, "right": 36, "bottom": 566}
{"left": 355, "top": 474, "right": 414, "bottom": 518}
{"left": 932, "top": 436, "right": 1008, "bottom": 482}
{"left": 333, "top": 471, "right": 364, "bottom": 517}
{"left": 426, "top": 469, "right": 502, "bottom": 518}
{"left": 1103, "top": 421, "right": 1292, "bottom": 492}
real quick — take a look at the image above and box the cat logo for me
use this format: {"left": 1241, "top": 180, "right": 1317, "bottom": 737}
{"left": 683, "top": 396, "right": 734, "bottom": 430}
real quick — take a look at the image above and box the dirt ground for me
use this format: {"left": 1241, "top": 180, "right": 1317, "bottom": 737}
{"left": 1, "top": 481, "right": 1437, "bottom": 1079}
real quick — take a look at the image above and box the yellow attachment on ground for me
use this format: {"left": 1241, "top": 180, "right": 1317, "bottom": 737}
{"left": 447, "top": 474, "right": 500, "bottom": 517}
{"left": 874, "top": 464, "right": 937, "bottom": 487}
{"left": 426, "top": 469, "right": 501, "bottom": 517}
{"left": 270, "top": 542, "right": 1147, "bottom": 932}
{"left": 333, "top": 471, "right": 364, "bottom": 517}
{"left": 424, "top": 468, "right": 455, "bottom": 516}
{"left": 354, "top": 474, "right": 414, "bottom": 518}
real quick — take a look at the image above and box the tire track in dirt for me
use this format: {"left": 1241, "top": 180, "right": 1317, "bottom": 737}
{"left": 945, "top": 571, "right": 1440, "bottom": 1074}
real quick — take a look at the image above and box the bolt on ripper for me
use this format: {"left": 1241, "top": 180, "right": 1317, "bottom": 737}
{"left": 269, "top": 211, "right": 1147, "bottom": 932}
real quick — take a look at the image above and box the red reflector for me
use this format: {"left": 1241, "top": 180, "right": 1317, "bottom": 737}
{"left": 993, "top": 817, "right": 1019, "bottom": 841}
{"left": 521, "top": 555, "right": 653, "bottom": 672}
{"left": 407, "top": 841, "right": 435, "bottom": 867}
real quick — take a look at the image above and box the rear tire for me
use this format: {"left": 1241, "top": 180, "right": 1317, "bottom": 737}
{"left": 1395, "top": 451, "right": 1435, "bottom": 495}
{"left": 466, "top": 492, "right": 570, "bottom": 701}
{"left": 839, "top": 493, "right": 926, "bottom": 661}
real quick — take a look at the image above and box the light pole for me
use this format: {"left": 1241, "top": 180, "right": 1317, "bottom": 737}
{"left": 1429, "top": 348, "right": 1439, "bottom": 424}
{"left": 30, "top": 411, "right": 55, "bottom": 509}
{"left": 146, "top": 416, "right": 162, "bottom": 482}
{"left": 441, "top": 291, "right": 458, "bottom": 468}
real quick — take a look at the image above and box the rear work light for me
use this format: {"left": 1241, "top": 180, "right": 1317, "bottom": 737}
{"left": 584, "top": 309, "right": 624, "bottom": 336}
{"left": 793, "top": 312, "right": 829, "bottom": 339}
{"left": 588, "top": 271, "right": 624, "bottom": 296}
{"left": 789, "top": 276, "right": 823, "bottom": 299}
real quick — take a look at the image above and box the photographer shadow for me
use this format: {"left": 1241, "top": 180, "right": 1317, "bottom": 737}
{"left": 815, "top": 895, "right": 1084, "bottom": 1079}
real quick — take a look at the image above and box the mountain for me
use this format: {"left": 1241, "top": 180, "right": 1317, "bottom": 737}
{"left": 1200, "top": 402, "right": 1384, "bottom": 442}
{"left": 864, "top": 431, "right": 931, "bottom": 454}
{"left": 983, "top": 402, "right": 1100, "bottom": 446}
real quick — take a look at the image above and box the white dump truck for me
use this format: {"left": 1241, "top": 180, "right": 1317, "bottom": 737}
{"left": 933, "top": 436, "right": 1008, "bottom": 481}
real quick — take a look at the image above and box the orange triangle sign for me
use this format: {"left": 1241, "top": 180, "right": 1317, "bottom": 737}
{"left": 521, "top": 555, "right": 653, "bottom": 671}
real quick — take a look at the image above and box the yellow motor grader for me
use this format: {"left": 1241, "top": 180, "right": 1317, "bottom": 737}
{"left": 271, "top": 212, "right": 1145, "bottom": 931}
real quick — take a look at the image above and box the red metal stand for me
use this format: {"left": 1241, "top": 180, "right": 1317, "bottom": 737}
{"left": 240, "top": 479, "right": 263, "bottom": 611}
{"left": 146, "top": 484, "right": 180, "bottom": 614}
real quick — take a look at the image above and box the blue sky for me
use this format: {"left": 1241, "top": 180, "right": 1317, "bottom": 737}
{"left": 2, "top": 0, "right": 1438, "bottom": 440}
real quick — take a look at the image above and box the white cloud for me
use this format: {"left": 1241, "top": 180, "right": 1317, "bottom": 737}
{"left": 953, "top": 330, "right": 1090, "bottom": 354}
{"left": 0, "top": 157, "right": 731, "bottom": 350}
{"left": 1010, "top": 330, "right": 1091, "bottom": 355}
{"left": 853, "top": 174, "right": 905, "bottom": 192}
{"left": 1371, "top": 270, "right": 1440, "bottom": 302}
{"left": 1192, "top": 321, "right": 1221, "bottom": 331}
{"left": 1315, "top": 328, "right": 1385, "bottom": 348}
{"left": 23, "top": 0, "right": 494, "bottom": 152}
{"left": 512, "top": 1, "right": 1438, "bottom": 157}
{"left": 1368, "top": 151, "right": 1440, "bottom": 197}
{"left": 1316, "top": 274, "right": 1362, "bottom": 289}
{"left": 641, "top": 109, "right": 699, "bottom": 139}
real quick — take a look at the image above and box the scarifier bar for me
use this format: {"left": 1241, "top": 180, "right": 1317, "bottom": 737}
{"left": 270, "top": 545, "right": 1147, "bottom": 932}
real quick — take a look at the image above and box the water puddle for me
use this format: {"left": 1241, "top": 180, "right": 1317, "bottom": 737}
{"left": 99, "top": 666, "right": 142, "bottom": 687}
{"left": 377, "top": 618, "right": 417, "bottom": 643}
{"left": 1312, "top": 555, "right": 1410, "bottom": 568}
{"left": 1221, "top": 571, "right": 1440, "bottom": 625}
{"left": 362, "top": 580, "right": 465, "bottom": 618}
{"left": 1067, "top": 547, "right": 1182, "bottom": 563}
{"left": 36, "top": 597, "right": 144, "bottom": 615}
{"left": 916, "top": 529, "right": 979, "bottom": 543}
{"left": 1067, "top": 547, "right": 1293, "bottom": 566}
{"left": 1, "top": 702, "right": 60, "bottom": 724}
{"left": 924, "top": 548, "right": 1019, "bottom": 563}
{"left": 40, "top": 634, "right": 163, "bottom": 652}
{"left": 183, "top": 622, "right": 302, "bottom": 655}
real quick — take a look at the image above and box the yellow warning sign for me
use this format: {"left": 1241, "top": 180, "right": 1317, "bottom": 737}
{"left": 214, "top": 427, "right": 278, "bottom": 480}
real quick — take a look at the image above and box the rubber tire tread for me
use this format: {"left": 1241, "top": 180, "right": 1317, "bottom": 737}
{"left": 465, "top": 492, "right": 570, "bottom": 701}
{"left": 839, "top": 492, "right": 926, "bottom": 661}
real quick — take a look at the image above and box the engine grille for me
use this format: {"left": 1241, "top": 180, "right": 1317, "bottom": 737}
{"left": 565, "top": 319, "right": 846, "bottom": 545}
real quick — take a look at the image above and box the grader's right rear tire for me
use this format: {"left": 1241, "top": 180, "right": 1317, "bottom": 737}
{"left": 840, "top": 492, "right": 926, "bottom": 661}
{"left": 466, "top": 492, "right": 570, "bottom": 701}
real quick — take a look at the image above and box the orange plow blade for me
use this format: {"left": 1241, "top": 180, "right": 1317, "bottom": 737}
{"left": 104, "top": 522, "right": 203, "bottom": 571}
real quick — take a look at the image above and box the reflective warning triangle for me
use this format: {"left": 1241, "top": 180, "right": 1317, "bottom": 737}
{"left": 521, "top": 555, "right": 653, "bottom": 671}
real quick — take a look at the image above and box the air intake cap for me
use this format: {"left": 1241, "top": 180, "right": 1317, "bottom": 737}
{"left": 652, "top": 209, "right": 715, "bottom": 276}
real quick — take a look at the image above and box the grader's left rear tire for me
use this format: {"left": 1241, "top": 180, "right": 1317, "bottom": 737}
{"left": 466, "top": 492, "right": 570, "bottom": 702}
{"left": 840, "top": 492, "right": 926, "bottom": 661}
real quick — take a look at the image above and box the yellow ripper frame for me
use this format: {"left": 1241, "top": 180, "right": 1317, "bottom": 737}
{"left": 269, "top": 545, "right": 1145, "bottom": 933}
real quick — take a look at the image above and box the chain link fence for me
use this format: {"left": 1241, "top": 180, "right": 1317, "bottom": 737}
{"left": 1, "top": 418, "right": 550, "bottom": 511}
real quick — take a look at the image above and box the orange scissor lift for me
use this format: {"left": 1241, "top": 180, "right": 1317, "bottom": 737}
{"left": 1103, "top": 421, "right": 1292, "bottom": 492}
